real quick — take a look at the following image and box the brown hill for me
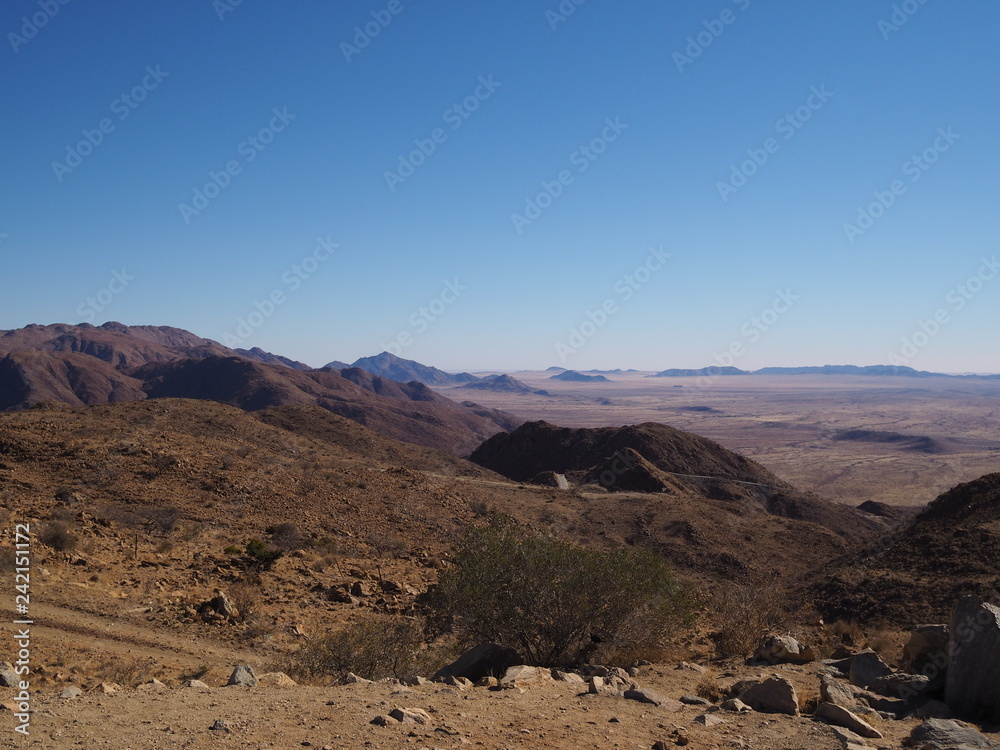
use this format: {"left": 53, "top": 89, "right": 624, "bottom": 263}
{"left": 0, "top": 323, "right": 517, "bottom": 456}
{"left": 811, "top": 472, "right": 1000, "bottom": 625}
{"left": 470, "top": 420, "right": 884, "bottom": 541}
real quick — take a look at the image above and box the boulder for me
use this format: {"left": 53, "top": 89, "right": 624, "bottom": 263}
{"left": 59, "top": 686, "right": 83, "bottom": 699}
{"left": 225, "top": 665, "right": 257, "bottom": 687}
{"left": 184, "top": 679, "right": 210, "bottom": 689}
{"left": 257, "top": 672, "right": 296, "bottom": 688}
{"left": 499, "top": 665, "right": 550, "bottom": 690}
{"left": 344, "top": 673, "right": 372, "bottom": 684}
{"left": 869, "top": 672, "right": 931, "bottom": 700}
{"left": 739, "top": 677, "right": 799, "bottom": 715}
{"left": 694, "top": 713, "right": 726, "bottom": 727}
{"left": 945, "top": 596, "right": 1000, "bottom": 721}
{"left": 388, "top": 707, "right": 432, "bottom": 725}
{"left": 680, "top": 694, "right": 712, "bottom": 706}
{"left": 848, "top": 650, "right": 893, "bottom": 690}
{"left": 199, "top": 589, "right": 239, "bottom": 622}
{"left": 754, "top": 635, "right": 816, "bottom": 665}
{"left": 720, "top": 698, "right": 752, "bottom": 712}
{"left": 828, "top": 725, "right": 874, "bottom": 750}
{"left": 432, "top": 642, "right": 522, "bottom": 683}
{"left": 815, "top": 702, "right": 883, "bottom": 739}
{"left": 908, "top": 718, "right": 999, "bottom": 749}
{"left": 551, "top": 670, "right": 585, "bottom": 683}
{"left": 0, "top": 663, "right": 19, "bottom": 688}
{"left": 821, "top": 674, "right": 862, "bottom": 709}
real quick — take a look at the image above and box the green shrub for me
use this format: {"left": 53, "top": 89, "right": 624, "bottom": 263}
{"left": 245, "top": 538, "right": 282, "bottom": 566}
{"left": 425, "top": 513, "right": 695, "bottom": 667}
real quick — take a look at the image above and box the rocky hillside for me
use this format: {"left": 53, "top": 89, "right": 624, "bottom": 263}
{"left": 470, "top": 421, "right": 885, "bottom": 542}
{"left": 811, "top": 473, "right": 1000, "bottom": 625}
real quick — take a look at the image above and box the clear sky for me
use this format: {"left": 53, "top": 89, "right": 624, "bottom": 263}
{"left": 2, "top": 1, "right": 998, "bottom": 372}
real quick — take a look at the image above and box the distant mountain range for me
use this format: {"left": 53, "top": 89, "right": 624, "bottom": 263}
{"left": 456, "top": 373, "right": 546, "bottom": 395}
{"left": 549, "top": 370, "right": 612, "bottom": 383}
{"left": 0, "top": 323, "right": 516, "bottom": 455}
{"left": 650, "top": 364, "right": 1000, "bottom": 379}
{"left": 325, "top": 352, "right": 478, "bottom": 386}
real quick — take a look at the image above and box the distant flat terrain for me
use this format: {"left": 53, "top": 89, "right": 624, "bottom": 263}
{"left": 437, "top": 372, "right": 1000, "bottom": 506}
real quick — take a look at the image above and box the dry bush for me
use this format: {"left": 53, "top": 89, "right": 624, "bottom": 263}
{"left": 92, "top": 654, "right": 161, "bottom": 686}
{"left": 799, "top": 689, "right": 821, "bottom": 715}
{"left": 227, "top": 580, "right": 262, "bottom": 623}
{"left": 828, "top": 619, "right": 864, "bottom": 648}
{"left": 269, "top": 522, "right": 308, "bottom": 551}
{"left": 709, "top": 580, "right": 791, "bottom": 659}
{"left": 864, "top": 625, "right": 904, "bottom": 664}
{"left": 39, "top": 521, "right": 78, "bottom": 551}
{"left": 696, "top": 673, "right": 726, "bottom": 703}
{"left": 283, "top": 617, "right": 425, "bottom": 684}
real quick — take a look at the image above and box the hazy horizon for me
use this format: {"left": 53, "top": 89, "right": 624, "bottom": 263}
{"left": 3, "top": 2, "right": 999, "bottom": 372}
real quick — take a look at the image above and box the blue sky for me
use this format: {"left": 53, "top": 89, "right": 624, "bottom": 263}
{"left": 2, "top": 0, "right": 998, "bottom": 372}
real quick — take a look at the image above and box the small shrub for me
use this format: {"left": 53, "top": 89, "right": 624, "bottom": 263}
{"left": 269, "top": 522, "right": 308, "bottom": 551}
{"left": 829, "top": 619, "right": 863, "bottom": 648}
{"left": 245, "top": 538, "right": 282, "bottom": 567}
{"left": 696, "top": 674, "right": 726, "bottom": 703}
{"left": 40, "top": 521, "right": 77, "bottom": 551}
{"left": 284, "top": 617, "right": 424, "bottom": 683}
{"left": 223, "top": 545, "right": 242, "bottom": 555}
{"left": 709, "top": 579, "right": 790, "bottom": 659}
{"left": 424, "top": 513, "right": 695, "bottom": 667}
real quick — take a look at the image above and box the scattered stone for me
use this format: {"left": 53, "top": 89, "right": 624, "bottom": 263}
{"left": 209, "top": 719, "right": 232, "bottom": 733}
{"left": 432, "top": 642, "right": 523, "bottom": 683}
{"left": 680, "top": 694, "right": 712, "bottom": 706}
{"left": 623, "top": 688, "right": 682, "bottom": 711}
{"left": 694, "top": 713, "right": 726, "bottom": 727}
{"left": 388, "top": 707, "right": 432, "bottom": 725}
{"left": 908, "top": 718, "right": 999, "bottom": 749}
{"left": 721, "top": 698, "right": 752, "bottom": 713}
{"left": 184, "top": 679, "right": 211, "bottom": 689}
{"left": 475, "top": 676, "right": 498, "bottom": 688}
{"left": 848, "top": 650, "right": 893, "bottom": 690}
{"left": 551, "top": 669, "right": 585, "bottom": 683}
{"left": 499, "top": 665, "right": 550, "bottom": 690}
{"left": 588, "top": 676, "right": 605, "bottom": 694}
{"left": 344, "top": 673, "right": 373, "bottom": 685}
{"left": 441, "top": 675, "right": 473, "bottom": 689}
{"left": 0, "top": 663, "right": 19, "bottom": 688}
{"left": 370, "top": 715, "right": 399, "bottom": 727}
{"left": 945, "top": 596, "right": 1000, "bottom": 722}
{"left": 257, "top": 672, "right": 297, "bottom": 688}
{"left": 404, "top": 676, "right": 429, "bottom": 686}
{"left": 676, "top": 661, "right": 708, "bottom": 674}
{"left": 59, "top": 686, "right": 83, "bottom": 699}
{"left": 739, "top": 676, "right": 799, "bottom": 716}
{"left": 754, "top": 634, "right": 816, "bottom": 665}
{"left": 828, "top": 725, "right": 873, "bottom": 750}
{"left": 198, "top": 589, "right": 239, "bottom": 622}
{"left": 815, "top": 702, "right": 883, "bottom": 739}
{"left": 137, "top": 678, "right": 167, "bottom": 691}
{"left": 226, "top": 665, "right": 257, "bottom": 687}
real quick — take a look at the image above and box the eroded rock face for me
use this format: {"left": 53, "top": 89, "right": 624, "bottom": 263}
{"left": 945, "top": 596, "right": 1000, "bottom": 721}
{"left": 908, "top": 718, "right": 999, "bottom": 749}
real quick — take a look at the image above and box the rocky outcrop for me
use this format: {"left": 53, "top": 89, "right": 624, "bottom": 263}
{"left": 945, "top": 596, "right": 1000, "bottom": 721}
